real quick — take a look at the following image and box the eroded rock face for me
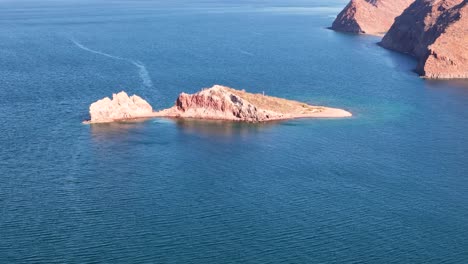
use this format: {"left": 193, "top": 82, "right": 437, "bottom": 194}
{"left": 172, "top": 86, "right": 272, "bottom": 122}
{"left": 331, "top": 0, "right": 414, "bottom": 35}
{"left": 380, "top": 0, "right": 467, "bottom": 79}
{"left": 159, "top": 85, "right": 352, "bottom": 121}
{"left": 88, "top": 91, "right": 153, "bottom": 122}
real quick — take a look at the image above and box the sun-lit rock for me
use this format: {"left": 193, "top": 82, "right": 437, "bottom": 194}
{"left": 331, "top": 0, "right": 414, "bottom": 35}
{"left": 156, "top": 85, "right": 352, "bottom": 122}
{"left": 88, "top": 91, "right": 153, "bottom": 123}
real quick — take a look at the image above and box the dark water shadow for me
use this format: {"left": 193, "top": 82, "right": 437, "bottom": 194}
{"left": 377, "top": 47, "right": 419, "bottom": 76}
{"left": 423, "top": 79, "right": 468, "bottom": 104}
{"left": 425, "top": 79, "right": 468, "bottom": 89}
{"left": 174, "top": 118, "right": 281, "bottom": 138}
{"left": 88, "top": 119, "right": 151, "bottom": 142}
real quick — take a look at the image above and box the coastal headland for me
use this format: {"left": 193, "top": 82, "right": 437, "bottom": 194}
{"left": 331, "top": 0, "right": 467, "bottom": 79}
{"left": 330, "top": 0, "right": 413, "bottom": 35}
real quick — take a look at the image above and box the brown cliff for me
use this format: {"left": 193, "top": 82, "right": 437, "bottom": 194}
{"left": 331, "top": 0, "right": 414, "bottom": 35}
{"left": 84, "top": 85, "right": 352, "bottom": 124}
{"left": 380, "top": 0, "right": 468, "bottom": 79}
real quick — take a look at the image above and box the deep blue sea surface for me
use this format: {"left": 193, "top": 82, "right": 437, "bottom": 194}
{"left": 1, "top": 0, "right": 468, "bottom": 263}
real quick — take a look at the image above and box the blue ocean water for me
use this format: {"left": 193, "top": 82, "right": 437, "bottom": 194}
{"left": 1, "top": 0, "right": 468, "bottom": 263}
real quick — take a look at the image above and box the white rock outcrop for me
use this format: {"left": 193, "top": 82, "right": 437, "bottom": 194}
{"left": 88, "top": 91, "right": 153, "bottom": 123}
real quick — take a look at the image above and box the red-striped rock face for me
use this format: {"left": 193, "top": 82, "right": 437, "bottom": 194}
{"left": 174, "top": 85, "right": 267, "bottom": 122}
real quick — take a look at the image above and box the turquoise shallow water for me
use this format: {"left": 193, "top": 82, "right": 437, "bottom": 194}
{"left": 1, "top": 0, "right": 468, "bottom": 263}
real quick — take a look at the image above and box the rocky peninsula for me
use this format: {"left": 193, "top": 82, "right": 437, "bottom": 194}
{"left": 331, "top": 0, "right": 413, "bottom": 35}
{"left": 380, "top": 0, "right": 468, "bottom": 79}
{"left": 84, "top": 85, "right": 352, "bottom": 124}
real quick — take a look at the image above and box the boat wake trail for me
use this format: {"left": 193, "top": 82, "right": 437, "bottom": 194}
{"left": 239, "top": 49, "right": 254, "bottom": 56}
{"left": 70, "top": 38, "right": 153, "bottom": 89}
{"left": 133, "top": 60, "right": 153, "bottom": 88}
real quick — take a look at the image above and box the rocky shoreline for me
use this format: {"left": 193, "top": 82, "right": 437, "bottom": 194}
{"left": 84, "top": 85, "right": 352, "bottom": 124}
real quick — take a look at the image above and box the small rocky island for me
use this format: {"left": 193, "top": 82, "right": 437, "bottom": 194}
{"left": 84, "top": 85, "right": 352, "bottom": 124}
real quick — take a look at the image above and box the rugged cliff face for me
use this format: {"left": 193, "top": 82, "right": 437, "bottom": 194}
{"left": 173, "top": 87, "right": 270, "bottom": 122}
{"left": 421, "top": 1, "right": 468, "bottom": 78}
{"left": 88, "top": 91, "right": 153, "bottom": 123}
{"left": 331, "top": 0, "right": 414, "bottom": 35}
{"left": 380, "top": 0, "right": 467, "bottom": 79}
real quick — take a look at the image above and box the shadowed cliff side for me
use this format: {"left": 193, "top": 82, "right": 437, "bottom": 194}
{"left": 380, "top": 0, "right": 468, "bottom": 79}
